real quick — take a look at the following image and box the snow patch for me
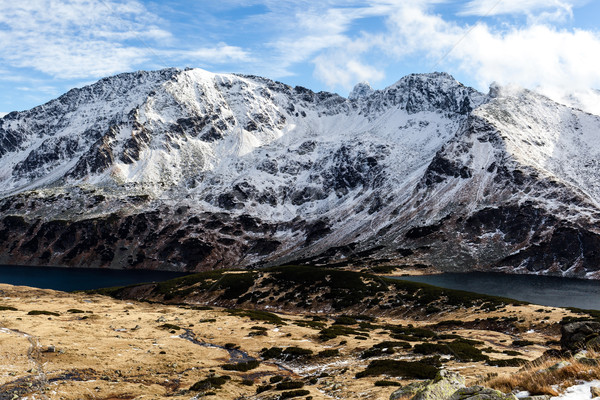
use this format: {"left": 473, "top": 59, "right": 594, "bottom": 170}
{"left": 550, "top": 380, "right": 600, "bottom": 399}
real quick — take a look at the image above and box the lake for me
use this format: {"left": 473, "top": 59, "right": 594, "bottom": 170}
{"left": 0, "top": 264, "right": 187, "bottom": 292}
{"left": 392, "top": 272, "right": 600, "bottom": 310}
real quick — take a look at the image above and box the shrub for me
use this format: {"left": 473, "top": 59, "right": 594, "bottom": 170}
{"left": 317, "top": 349, "right": 339, "bottom": 358}
{"left": 413, "top": 340, "right": 488, "bottom": 362}
{"left": 319, "top": 325, "right": 363, "bottom": 341}
{"left": 487, "top": 358, "right": 527, "bottom": 367}
{"left": 221, "top": 360, "right": 260, "bottom": 372}
{"left": 282, "top": 347, "right": 313, "bottom": 359}
{"left": 190, "top": 375, "right": 231, "bottom": 391}
{"left": 373, "top": 341, "right": 412, "bottom": 350}
{"left": 0, "top": 305, "right": 17, "bottom": 311}
{"left": 276, "top": 381, "right": 304, "bottom": 390}
{"left": 280, "top": 389, "right": 310, "bottom": 399}
{"left": 159, "top": 323, "right": 181, "bottom": 331}
{"left": 334, "top": 315, "right": 357, "bottom": 325}
{"left": 27, "top": 310, "right": 59, "bottom": 316}
{"left": 256, "top": 384, "right": 272, "bottom": 394}
{"left": 375, "top": 380, "right": 402, "bottom": 387}
{"left": 512, "top": 340, "right": 535, "bottom": 347}
{"left": 226, "top": 309, "right": 284, "bottom": 325}
{"left": 356, "top": 360, "right": 438, "bottom": 379}
{"left": 260, "top": 347, "right": 283, "bottom": 359}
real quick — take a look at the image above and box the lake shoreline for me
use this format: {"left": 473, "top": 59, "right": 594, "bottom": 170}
{"left": 388, "top": 271, "right": 600, "bottom": 310}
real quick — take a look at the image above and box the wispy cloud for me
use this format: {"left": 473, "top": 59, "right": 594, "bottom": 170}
{"left": 181, "top": 44, "right": 253, "bottom": 64}
{"left": 459, "top": 0, "right": 591, "bottom": 22}
{"left": 0, "top": 0, "right": 251, "bottom": 80}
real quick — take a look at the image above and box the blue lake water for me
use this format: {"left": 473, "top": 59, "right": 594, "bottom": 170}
{"left": 0, "top": 265, "right": 187, "bottom": 292}
{"left": 391, "top": 272, "right": 600, "bottom": 310}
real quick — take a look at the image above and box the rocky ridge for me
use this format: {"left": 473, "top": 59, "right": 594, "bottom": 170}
{"left": 0, "top": 69, "right": 599, "bottom": 277}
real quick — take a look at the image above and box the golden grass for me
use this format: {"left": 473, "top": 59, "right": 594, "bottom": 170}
{"left": 483, "top": 350, "right": 600, "bottom": 396}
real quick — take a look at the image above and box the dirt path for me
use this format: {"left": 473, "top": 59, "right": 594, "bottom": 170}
{"left": 0, "top": 326, "right": 48, "bottom": 400}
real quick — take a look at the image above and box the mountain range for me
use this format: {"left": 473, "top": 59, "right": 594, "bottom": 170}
{"left": 1, "top": 68, "right": 599, "bottom": 279}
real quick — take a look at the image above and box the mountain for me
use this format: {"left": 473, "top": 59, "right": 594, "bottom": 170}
{"left": 0, "top": 68, "right": 599, "bottom": 279}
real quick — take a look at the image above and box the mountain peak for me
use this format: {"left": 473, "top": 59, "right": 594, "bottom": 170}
{"left": 349, "top": 81, "right": 374, "bottom": 100}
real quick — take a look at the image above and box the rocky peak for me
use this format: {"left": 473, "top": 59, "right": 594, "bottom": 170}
{"left": 381, "top": 72, "right": 486, "bottom": 115}
{"left": 349, "top": 81, "right": 375, "bottom": 100}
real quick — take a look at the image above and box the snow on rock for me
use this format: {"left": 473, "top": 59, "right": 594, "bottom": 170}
{"left": 0, "top": 68, "right": 599, "bottom": 276}
{"left": 348, "top": 81, "right": 374, "bottom": 100}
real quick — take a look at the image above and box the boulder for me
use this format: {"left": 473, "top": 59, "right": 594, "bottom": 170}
{"left": 448, "top": 386, "right": 517, "bottom": 400}
{"left": 560, "top": 321, "right": 600, "bottom": 351}
{"left": 591, "top": 386, "right": 600, "bottom": 399}
{"left": 573, "top": 350, "right": 600, "bottom": 366}
{"left": 545, "top": 361, "right": 571, "bottom": 371}
{"left": 390, "top": 382, "right": 427, "bottom": 400}
{"left": 390, "top": 370, "right": 465, "bottom": 400}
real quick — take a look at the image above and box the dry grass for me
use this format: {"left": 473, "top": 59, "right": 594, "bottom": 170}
{"left": 484, "top": 350, "right": 600, "bottom": 396}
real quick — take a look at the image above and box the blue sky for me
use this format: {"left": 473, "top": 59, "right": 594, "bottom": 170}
{"left": 0, "top": 0, "right": 599, "bottom": 114}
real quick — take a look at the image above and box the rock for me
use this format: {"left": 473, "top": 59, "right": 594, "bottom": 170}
{"left": 42, "top": 345, "right": 56, "bottom": 353}
{"left": 390, "top": 382, "right": 427, "bottom": 400}
{"left": 560, "top": 321, "right": 600, "bottom": 351}
{"left": 587, "top": 335, "right": 600, "bottom": 349}
{"left": 591, "top": 386, "right": 600, "bottom": 398}
{"left": 580, "top": 358, "right": 600, "bottom": 366}
{"left": 390, "top": 370, "right": 465, "bottom": 400}
{"left": 448, "top": 386, "right": 517, "bottom": 400}
{"left": 546, "top": 361, "right": 571, "bottom": 371}
{"left": 521, "top": 396, "right": 551, "bottom": 400}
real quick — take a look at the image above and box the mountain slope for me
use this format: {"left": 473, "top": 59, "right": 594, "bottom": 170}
{"left": 0, "top": 68, "right": 599, "bottom": 278}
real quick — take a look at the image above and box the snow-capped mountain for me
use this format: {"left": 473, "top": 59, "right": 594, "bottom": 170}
{"left": 0, "top": 68, "right": 599, "bottom": 279}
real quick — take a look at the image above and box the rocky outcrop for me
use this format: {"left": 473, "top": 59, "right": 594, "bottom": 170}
{"left": 449, "top": 386, "right": 517, "bottom": 400}
{"left": 561, "top": 321, "right": 600, "bottom": 351}
{"left": 389, "top": 372, "right": 517, "bottom": 400}
{"left": 390, "top": 370, "right": 465, "bottom": 400}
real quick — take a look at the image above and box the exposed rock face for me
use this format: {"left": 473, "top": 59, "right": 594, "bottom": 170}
{"left": 389, "top": 372, "right": 517, "bottom": 400}
{"left": 561, "top": 321, "right": 600, "bottom": 351}
{"left": 1, "top": 68, "right": 600, "bottom": 276}
{"left": 448, "top": 386, "right": 517, "bottom": 400}
{"left": 390, "top": 370, "right": 465, "bottom": 400}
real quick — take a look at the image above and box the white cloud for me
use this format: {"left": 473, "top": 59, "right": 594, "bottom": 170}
{"left": 270, "top": 1, "right": 600, "bottom": 94}
{"left": 16, "top": 86, "right": 59, "bottom": 94}
{"left": 313, "top": 55, "right": 385, "bottom": 88}
{"left": 0, "top": 0, "right": 251, "bottom": 81}
{"left": 377, "top": 4, "right": 600, "bottom": 93}
{"left": 460, "top": 0, "right": 590, "bottom": 19}
{"left": 183, "top": 44, "right": 253, "bottom": 64}
{"left": 0, "top": 0, "right": 171, "bottom": 79}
